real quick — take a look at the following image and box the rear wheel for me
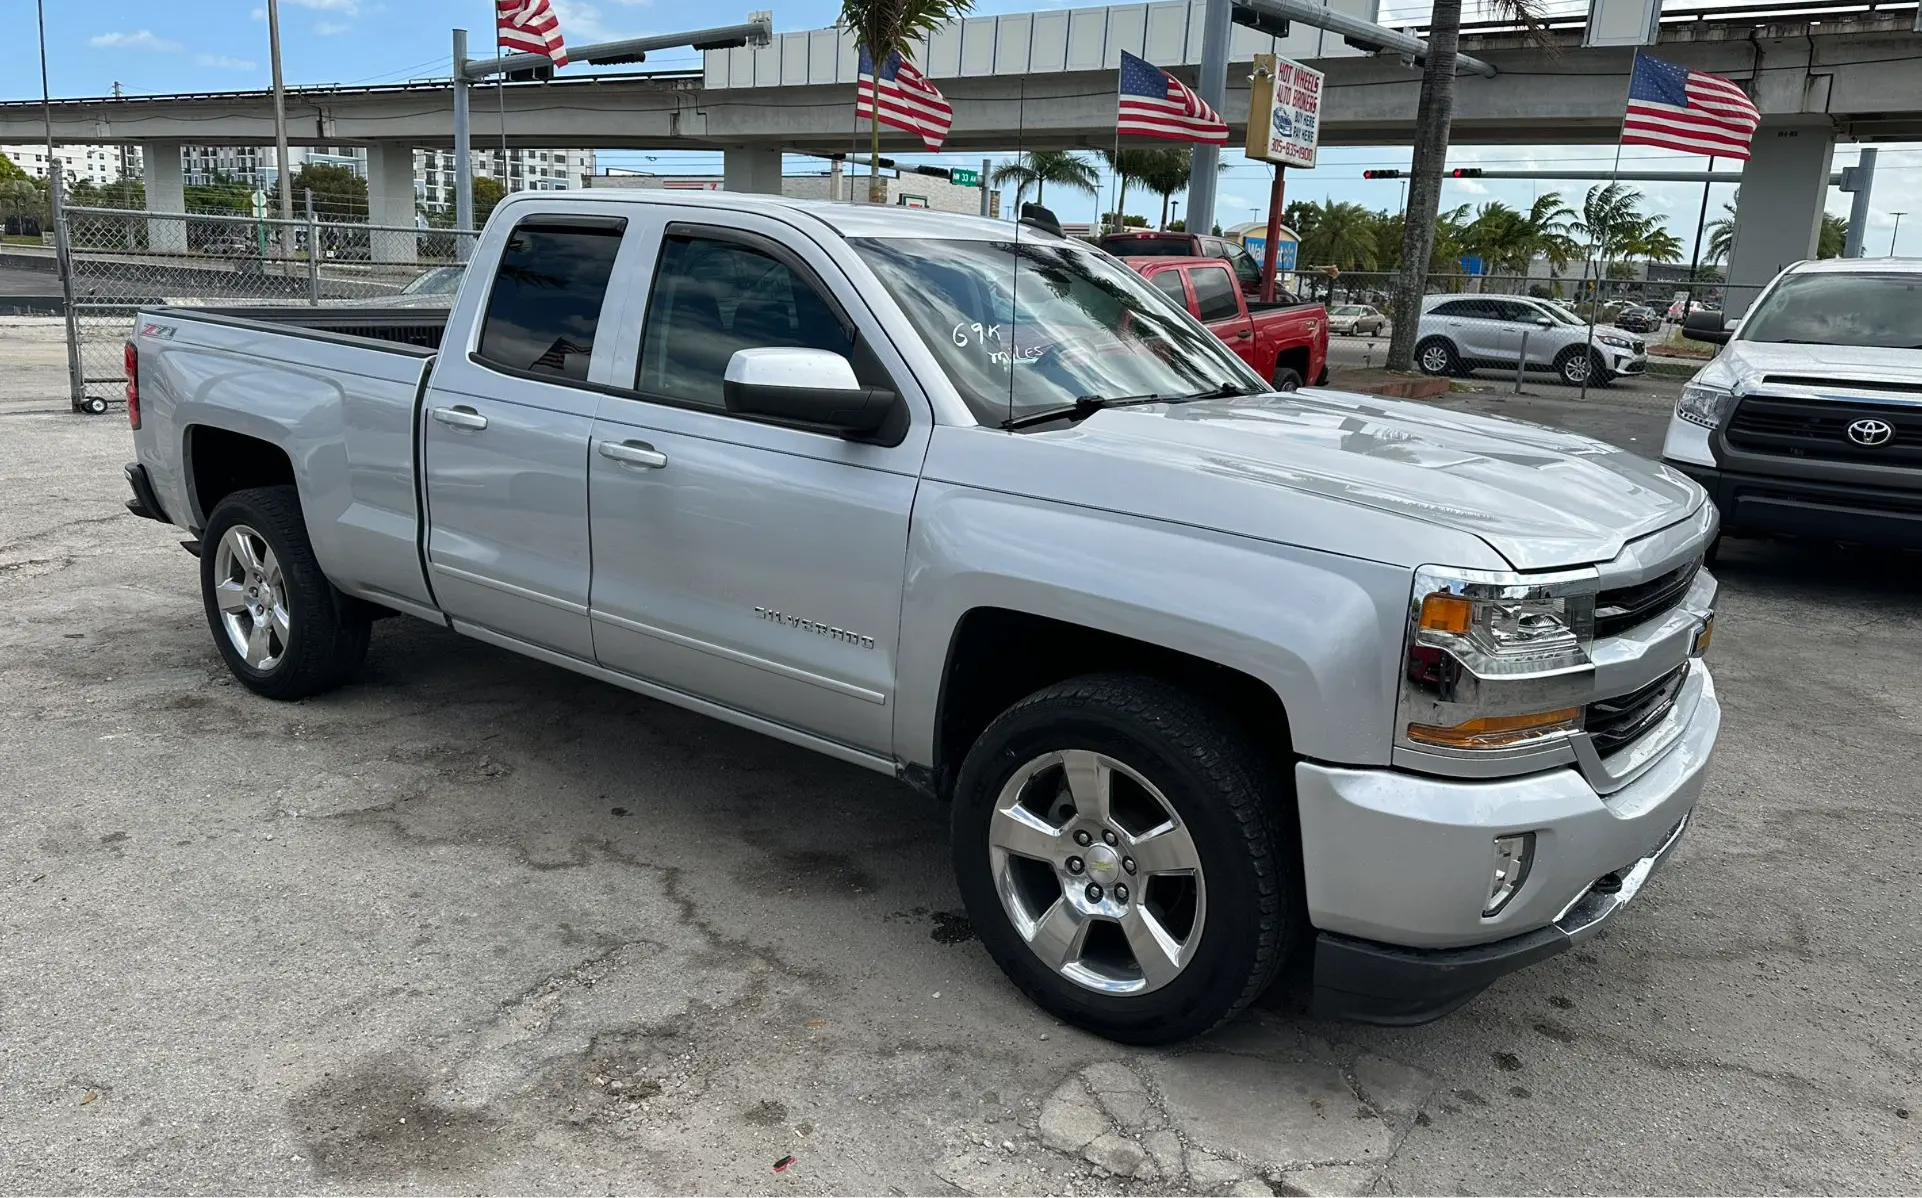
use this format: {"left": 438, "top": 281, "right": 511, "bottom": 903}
{"left": 1416, "top": 338, "right": 1460, "bottom": 377}
{"left": 952, "top": 674, "right": 1298, "bottom": 1044}
{"left": 200, "top": 486, "right": 370, "bottom": 700}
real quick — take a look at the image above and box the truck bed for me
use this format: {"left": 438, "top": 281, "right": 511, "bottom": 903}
{"left": 156, "top": 306, "right": 449, "bottom": 353}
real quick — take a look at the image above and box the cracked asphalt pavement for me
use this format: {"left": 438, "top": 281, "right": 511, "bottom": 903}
{"left": 2, "top": 318, "right": 1917, "bottom": 1194}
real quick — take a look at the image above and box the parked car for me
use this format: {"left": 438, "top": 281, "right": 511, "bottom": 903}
{"left": 1126, "top": 255, "right": 1328, "bottom": 390}
{"left": 1664, "top": 256, "right": 1922, "bottom": 551}
{"left": 1415, "top": 294, "right": 1649, "bottom": 386}
{"left": 1615, "top": 305, "right": 1661, "bottom": 334}
{"left": 1326, "top": 304, "right": 1388, "bottom": 336}
{"left": 1096, "top": 229, "right": 1266, "bottom": 296}
{"left": 122, "top": 192, "right": 1720, "bottom": 1043}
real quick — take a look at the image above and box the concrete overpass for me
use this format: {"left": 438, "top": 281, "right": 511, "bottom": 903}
{"left": 2, "top": 0, "right": 1918, "bottom": 306}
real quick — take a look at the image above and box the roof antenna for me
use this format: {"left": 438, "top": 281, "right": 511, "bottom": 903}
{"left": 1005, "top": 72, "right": 1026, "bottom": 431}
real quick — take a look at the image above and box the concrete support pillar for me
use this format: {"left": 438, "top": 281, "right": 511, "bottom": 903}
{"left": 1726, "top": 122, "right": 1835, "bottom": 317}
{"left": 365, "top": 143, "right": 419, "bottom": 264}
{"left": 723, "top": 147, "right": 782, "bottom": 195}
{"left": 143, "top": 140, "right": 187, "bottom": 253}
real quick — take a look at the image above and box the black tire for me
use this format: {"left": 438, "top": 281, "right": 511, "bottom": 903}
{"left": 83, "top": 397, "right": 110, "bottom": 415}
{"left": 1272, "top": 367, "right": 1304, "bottom": 392}
{"left": 1415, "top": 338, "right": 1460, "bottom": 377}
{"left": 200, "top": 485, "right": 369, "bottom": 700}
{"left": 952, "top": 673, "right": 1299, "bottom": 1045}
{"left": 1555, "top": 346, "right": 1606, "bottom": 387}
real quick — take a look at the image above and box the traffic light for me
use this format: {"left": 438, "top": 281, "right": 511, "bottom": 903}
{"left": 1231, "top": 2, "right": 1291, "bottom": 39}
{"left": 1362, "top": 170, "right": 1403, "bottom": 179}
{"left": 1450, "top": 168, "right": 1484, "bottom": 178}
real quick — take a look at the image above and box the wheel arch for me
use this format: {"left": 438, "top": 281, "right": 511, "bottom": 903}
{"left": 183, "top": 422, "right": 297, "bottom": 530}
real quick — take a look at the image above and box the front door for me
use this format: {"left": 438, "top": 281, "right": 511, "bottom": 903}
{"left": 1190, "top": 264, "right": 1254, "bottom": 367}
{"left": 585, "top": 219, "right": 927, "bottom": 755}
{"left": 421, "top": 212, "right": 628, "bottom": 660}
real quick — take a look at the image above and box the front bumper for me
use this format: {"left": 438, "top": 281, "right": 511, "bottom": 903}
{"left": 1667, "top": 458, "right": 1922, "bottom": 550}
{"left": 1298, "top": 665, "right": 1720, "bottom": 1024}
{"left": 1603, "top": 348, "right": 1648, "bottom": 376}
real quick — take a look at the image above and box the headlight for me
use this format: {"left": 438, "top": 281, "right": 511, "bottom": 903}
{"left": 1677, "top": 382, "right": 1735, "bottom": 429}
{"left": 1599, "top": 335, "right": 1632, "bottom": 349}
{"left": 1398, "top": 566, "right": 1598, "bottom": 755}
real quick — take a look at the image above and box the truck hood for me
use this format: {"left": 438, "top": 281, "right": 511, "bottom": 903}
{"left": 1047, "top": 390, "right": 1704, "bottom": 570}
{"left": 1695, "top": 339, "right": 1922, "bottom": 390}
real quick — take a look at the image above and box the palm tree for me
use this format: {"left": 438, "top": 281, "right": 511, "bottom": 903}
{"left": 1384, "top": 0, "right": 1551, "bottom": 370}
{"left": 989, "top": 151, "right": 1098, "bottom": 210}
{"left": 1522, "top": 193, "right": 1579, "bottom": 272}
{"left": 1633, "top": 226, "right": 1685, "bottom": 265}
{"left": 839, "top": 0, "right": 974, "bottom": 204}
{"left": 1096, "top": 147, "right": 1168, "bottom": 230}
{"left": 1704, "top": 198, "right": 1737, "bottom": 265}
{"left": 1133, "top": 148, "right": 1195, "bottom": 229}
{"left": 1298, "top": 200, "right": 1380, "bottom": 270}
{"left": 1818, "top": 213, "right": 1847, "bottom": 258}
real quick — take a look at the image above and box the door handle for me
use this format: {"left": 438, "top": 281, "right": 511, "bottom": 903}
{"left": 431, "top": 405, "right": 488, "bottom": 431}
{"left": 1236, "top": 329, "right": 1253, "bottom": 339}
{"left": 599, "top": 440, "right": 668, "bottom": 469}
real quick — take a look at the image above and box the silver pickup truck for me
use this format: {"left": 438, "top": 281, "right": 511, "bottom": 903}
{"left": 122, "top": 191, "right": 1721, "bottom": 1043}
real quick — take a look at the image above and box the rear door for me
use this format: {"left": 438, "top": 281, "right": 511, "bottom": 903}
{"left": 583, "top": 212, "right": 930, "bottom": 756}
{"left": 419, "top": 211, "right": 628, "bottom": 661}
{"left": 1190, "top": 263, "right": 1254, "bottom": 365}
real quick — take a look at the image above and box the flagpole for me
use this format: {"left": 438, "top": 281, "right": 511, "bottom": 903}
{"left": 1579, "top": 58, "right": 1636, "bottom": 404}
{"left": 497, "top": 6, "right": 510, "bottom": 197}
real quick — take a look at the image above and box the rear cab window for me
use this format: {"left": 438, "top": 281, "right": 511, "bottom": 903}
{"left": 475, "top": 216, "right": 627, "bottom": 382}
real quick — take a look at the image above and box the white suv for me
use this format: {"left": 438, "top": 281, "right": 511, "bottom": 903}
{"left": 1415, "top": 294, "right": 1649, "bottom": 386}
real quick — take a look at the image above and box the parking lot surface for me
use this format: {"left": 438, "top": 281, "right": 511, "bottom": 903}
{"left": 2, "top": 318, "right": 1916, "bottom": 1195}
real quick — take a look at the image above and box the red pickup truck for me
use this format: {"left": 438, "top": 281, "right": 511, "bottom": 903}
{"left": 1127, "top": 256, "right": 1329, "bottom": 391}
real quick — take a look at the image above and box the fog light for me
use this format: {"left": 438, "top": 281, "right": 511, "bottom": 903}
{"left": 1484, "top": 833, "right": 1535, "bottom": 917}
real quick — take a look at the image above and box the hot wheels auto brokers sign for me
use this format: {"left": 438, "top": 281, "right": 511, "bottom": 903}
{"left": 1254, "top": 55, "right": 1324, "bottom": 169}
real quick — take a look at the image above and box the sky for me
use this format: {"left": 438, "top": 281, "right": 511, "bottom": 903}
{"left": 5, "top": 0, "right": 1919, "bottom": 258}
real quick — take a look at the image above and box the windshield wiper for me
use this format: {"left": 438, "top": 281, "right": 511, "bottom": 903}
{"left": 1001, "top": 393, "right": 1164, "bottom": 430}
{"left": 1181, "top": 381, "right": 1264, "bottom": 400}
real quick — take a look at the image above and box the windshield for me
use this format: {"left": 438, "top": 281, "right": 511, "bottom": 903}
{"left": 403, "top": 266, "right": 464, "bottom": 296}
{"left": 1739, "top": 272, "right": 1922, "bottom": 349}
{"left": 853, "top": 237, "right": 1262, "bottom": 426}
{"left": 1534, "top": 302, "right": 1584, "bottom": 327}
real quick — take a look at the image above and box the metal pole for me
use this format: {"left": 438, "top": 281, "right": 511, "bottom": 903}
{"left": 1844, "top": 148, "right": 1877, "bottom": 258}
{"left": 1260, "top": 165, "right": 1285, "bottom": 303}
{"left": 267, "top": 0, "right": 294, "bottom": 223}
{"left": 1892, "top": 212, "right": 1907, "bottom": 256}
{"left": 453, "top": 29, "right": 475, "bottom": 261}
{"left": 1685, "top": 154, "right": 1714, "bottom": 306}
{"left": 37, "top": 0, "right": 83, "bottom": 411}
{"left": 979, "top": 157, "right": 991, "bottom": 218}
{"left": 1514, "top": 327, "right": 1529, "bottom": 393}
{"left": 1186, "top": 0, "right": 1231, "bottom": 236}
{"left": 305, "top": 188, "right": 321, "bottom": 306}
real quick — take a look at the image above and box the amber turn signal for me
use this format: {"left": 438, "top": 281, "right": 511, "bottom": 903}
{"left": 1418, "top": 592, "right": 1474, "bottom": 635}
{"left": 1406, "top": 707, "right": 1583, "bottom": 750}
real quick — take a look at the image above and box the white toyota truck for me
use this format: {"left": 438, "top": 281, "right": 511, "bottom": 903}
{"left": 121, "top": 191, "right": 1722, "bottom": 1043}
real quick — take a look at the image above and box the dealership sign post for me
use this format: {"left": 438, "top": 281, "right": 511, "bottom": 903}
{"left": 1245, "top": 53, "right": 1325, "bottom": 301}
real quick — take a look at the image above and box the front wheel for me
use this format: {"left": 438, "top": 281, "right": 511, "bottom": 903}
{"left": 1272, "top": 367, "right": 1304, "bottom": 392}
{"left": 952, "top": 674, "right": 1299, "bottom": 1044}
{"left": 1555, "top": 346, "right": 1605, "bottom": 387}
{"left": 200, "top": 486, "right": 370, "bottom": 700}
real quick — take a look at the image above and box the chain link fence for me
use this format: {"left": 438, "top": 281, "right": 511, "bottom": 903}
{"left": 1294, "top": 268, "right": 1761, "bottom": 338}
{"left": 57, "top": 206, "right": 468, "bottom": 411}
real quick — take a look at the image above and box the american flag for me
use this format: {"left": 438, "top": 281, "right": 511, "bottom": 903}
{"left": 497, "top": 0, "right": 569, "bottom": 68}
{"left": 856, "top": 49, "right": 952, "bottom": 152}
{"left": 1117, "top": 51, "right": 1227, "bottom": 145}
{"left": 1621, "top": 53, "right": 1759, "bottom": 160}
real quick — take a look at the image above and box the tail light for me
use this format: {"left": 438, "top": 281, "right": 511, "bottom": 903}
{"left": 124, "top": 341, "right": 140, "bottom": 430}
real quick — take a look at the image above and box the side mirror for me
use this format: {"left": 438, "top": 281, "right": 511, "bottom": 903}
{"left": 1535, "top": 316, "right": 1554, "bottom": 328}
{"left": 1683, "top": 309, "right": 1733, "bottom": 345}
{"left": 723, "top": 347, "right": 895, "bottom": 436}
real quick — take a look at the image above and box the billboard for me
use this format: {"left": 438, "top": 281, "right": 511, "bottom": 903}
{"left": 1245, "top": 53, "right": 1324, "bottom": 169}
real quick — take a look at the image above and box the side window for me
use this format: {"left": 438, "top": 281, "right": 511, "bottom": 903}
{"left": 1149, "top": 270, "right": 1191, "bottom": 312}
{"left": 475, "top": 218, "right": 626, "bottom": 382}
{"left": 637, "top": 233, "right": 854, "bottom": 409}
{"left": 1191, "top": 266, "right": 1241, "bottom": 322}
{"left": 1487, "top": 300, "right": 1530, "bottom": 323}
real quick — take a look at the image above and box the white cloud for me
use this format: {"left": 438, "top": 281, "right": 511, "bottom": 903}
{"left": 1218, "top": 193, "right": 1248, "bottom": 211}
{"left": 1450, "top": 178, "right": 1490, "bottom": 195}
{"left": 195, "top": 53, "right": 258, "bottom": 70}
{"left": 547, "top": 1, "right": 640, "bottom": 44}
{"left": 90, "top": 30, "right": 185, "bottom": 52}
{"left": 250, "top": 7, "right": 265, "bottom": 19}
{"left": 314, "top": 20, "right": 351, "bottom": 35}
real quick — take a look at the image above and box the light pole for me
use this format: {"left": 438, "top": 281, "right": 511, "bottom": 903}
{"left": 266, "top": 0, "right": 294, "bottom": 224}
{"left": 1892, "top": 212, "right": 1907, "bottom": 257}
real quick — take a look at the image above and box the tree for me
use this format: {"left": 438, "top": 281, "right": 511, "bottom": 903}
{"left": 1297, "top": 200, "right": 1380, "bottom": 270}
{"left": 989, "top": 150, "right": 1097, "bottom": 209}
{"left": 473, "top": 176, "right": 507, "bottom": 225}
{"left": 1818, "top": 212, "right": 1847, "bottom": 259}
{"left": 1704, "top": 198, "right": 1737, "bottom": 265}
{"left": 0, "top": 155, "right": 27, "bottom": 182}
{"left": 1097, "top": 147, "right": 1169, "bottom": 230}
{"left": 1132, "top": 147, "right": 1195, "bottom": 229}
{"left": 1384, "top": 0, "right": 1551, "bottom": 371}
{"left": 839, "top": 0, "right": 974, "bottom": 204}
{"left": 291, "top": 162, "right": 369, "bottom": 222}
{"left": 184, "top": 172, "right": 255, "bottom": 216}
{"left": 1522, "top": 192, "right": 1579, "bottom": 272}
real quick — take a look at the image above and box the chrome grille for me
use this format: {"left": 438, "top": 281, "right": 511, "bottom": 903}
{"left": 1587, "top": 666, "right": 1687, "bottom": 756}
{"left": 1595, "top": 561, "right": 1699, "bottom": 638}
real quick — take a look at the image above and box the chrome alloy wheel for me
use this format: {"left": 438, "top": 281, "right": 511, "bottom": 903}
{"left": 1419, "top": 343, "right": 1451, "bottom": 374}
{"left": 988, "top": 749, "right": 1207, "bottom": 995}
{"left": 212, "top": 524, "right": 289, "bottom": 670}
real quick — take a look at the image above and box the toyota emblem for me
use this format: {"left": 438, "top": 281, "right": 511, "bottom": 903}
{"left": 1847, "top": 418, "right": 1894, "bottom": 447}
